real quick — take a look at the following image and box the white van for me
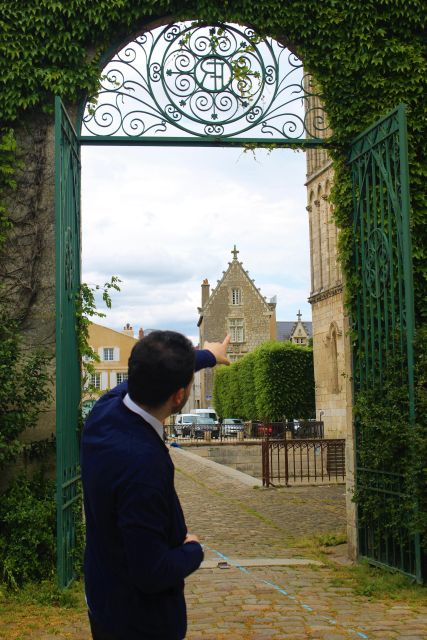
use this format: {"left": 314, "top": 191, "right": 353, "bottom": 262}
{"left": 192, "top": 408, "right": 219, "bottom": 424}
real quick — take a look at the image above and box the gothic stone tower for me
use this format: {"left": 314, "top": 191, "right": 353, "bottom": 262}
{"left": 305, "top": 92, "right": 348, "bottom": 438}
{"left": 198, "top": 247, "right": 277, "bottom": 407}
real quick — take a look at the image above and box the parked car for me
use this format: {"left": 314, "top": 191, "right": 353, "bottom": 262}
{"left": 192, "top": 408, "right": 219, "bottom": 424}
{"left": 174, "top": 414, "right": 219, "bottom": 439}
{"left": 255, "top": 422, "right": 273, "bottom": 437}
{"left": 222, "top": 418, "right": 245, "bottom": 437}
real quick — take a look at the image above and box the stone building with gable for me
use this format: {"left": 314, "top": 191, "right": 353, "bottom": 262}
{"left": 277, "top": 311, "right": 312, "bottom": 346}
{"left": 197, "top": 246, "right": 277, "bottom": 405}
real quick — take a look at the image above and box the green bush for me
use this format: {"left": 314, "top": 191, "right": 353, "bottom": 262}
{"left": 254, "top": 342, "right": 315, "bottom": 421}
{"left": 0, "top": 314, "right": 51, "bottom": 469}
{"left": 239, "top": 351, "right": 257, "bottom": 421}
{"left": 213, "top": 364, "right": 241, "bottom": 418}
{"left": 0, "top": 473, "right": 56, "bottom": 589}
{"left": 212, "top": 365, "right": 226, "bottom": 419}
{"left": 213, "top": 342, "right": 315, "bottom": 421}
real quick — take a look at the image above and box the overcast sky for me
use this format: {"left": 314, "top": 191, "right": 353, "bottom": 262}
{"left": 81, "top": 145, "right": 311, "bottom": 345}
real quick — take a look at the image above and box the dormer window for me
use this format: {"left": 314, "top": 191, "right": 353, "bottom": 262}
{"left": 231, "top": 288, "right": 242, "bottom": 305}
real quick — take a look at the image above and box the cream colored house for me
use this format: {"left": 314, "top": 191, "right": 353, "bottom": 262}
{"left": 83, "top": 322, "right": 140, "bottom": 403}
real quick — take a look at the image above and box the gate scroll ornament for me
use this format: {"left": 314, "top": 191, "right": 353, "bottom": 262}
{"left": 80, "top": 22, "right": 328, "bottom": 143}
{"left": 364, "top": 228, "right": 390, "bottom": 299}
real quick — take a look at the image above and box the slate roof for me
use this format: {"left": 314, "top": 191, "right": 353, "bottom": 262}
{"left": 276, "top": 320, "right": 313, "bottom": 341}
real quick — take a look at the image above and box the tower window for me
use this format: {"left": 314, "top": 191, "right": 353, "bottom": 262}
{"left": 231, "top": 288, "right": 242, "bottom": 305}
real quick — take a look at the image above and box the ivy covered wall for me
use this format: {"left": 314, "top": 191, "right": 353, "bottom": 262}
{"left": 1, "top": 1, "right": 425, "bottom": 313}
{"left": 0, "top": 0, "right": 426, "bottom": 572}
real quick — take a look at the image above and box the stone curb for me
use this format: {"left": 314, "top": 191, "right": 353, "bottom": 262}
{"left": 169, "top": 444, "right": 263, "bottom": 487}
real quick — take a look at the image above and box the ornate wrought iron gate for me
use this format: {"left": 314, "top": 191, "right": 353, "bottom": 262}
{"left": 349, "top": 105, "right": 421, "bottom": 581}
{"left": 55, "top": 97, "right": 82, "bottom": 588}
{"left": 54, "top": 22, "right": 420, "bottom": 587}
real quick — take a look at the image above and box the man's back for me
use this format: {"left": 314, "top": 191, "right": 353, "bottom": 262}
{"left": 82, "top": 391, "right": 203, "bottom": 640}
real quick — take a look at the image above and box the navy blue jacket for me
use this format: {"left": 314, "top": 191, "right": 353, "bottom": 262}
{"left": 81, "top": 349, "right": 215, "bottom": 640}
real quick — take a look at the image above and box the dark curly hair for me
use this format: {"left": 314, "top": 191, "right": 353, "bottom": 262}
{"left": 128, "top": 330, "right": 195, "bottom": 407}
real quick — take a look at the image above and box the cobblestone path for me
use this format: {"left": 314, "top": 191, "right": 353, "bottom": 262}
{"left": 173, "top": 448, "right": 427, "bottom": 640}
{"left": 1, "top": 447, "right": 426, "bottom": 639}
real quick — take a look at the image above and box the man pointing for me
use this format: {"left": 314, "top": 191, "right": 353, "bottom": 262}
{"left": 81, "top": 331, "right": 230, "bottom": 640}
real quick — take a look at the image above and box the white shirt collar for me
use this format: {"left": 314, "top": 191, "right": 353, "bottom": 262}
{"left": 123, "top": 393, "right": 164, "bottom": 441}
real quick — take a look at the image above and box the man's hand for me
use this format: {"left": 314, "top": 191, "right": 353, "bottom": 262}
{"left": 203, "top": 335, "right": 231, "bottom": 366}
{"left": 184, "top": 533, "right": 200, "bottom": 544}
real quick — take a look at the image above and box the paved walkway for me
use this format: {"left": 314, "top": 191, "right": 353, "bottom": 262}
{"left": 2, "top": 447, "right": 426, "bottom": 639}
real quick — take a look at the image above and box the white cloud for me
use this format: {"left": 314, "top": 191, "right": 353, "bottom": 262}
{"left": 81, "top": 146, "right": 311, "bottom": 337}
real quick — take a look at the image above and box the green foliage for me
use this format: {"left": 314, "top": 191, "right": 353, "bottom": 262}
{"left": 253, "top": 342, "right": 315, "bottom": 421}
{"left": 212, "top": 364, "right": 240, "bottom": 418}
{"left": 0, "top": 314, "right": 51, "bottom": 469}
{"left": 77, "top": 276, "right": 121, "bottom": 393}
{"left": 0, "top": 473, "right": 56, "bottom": 589}
{"left": 0, "top": 129, "right": 17, "bottom": 251}
{"left": 0, "top": 0, "right": 426, "bottom": 578}
{"left": 5, "top": 577, "right": 84, "bottom": 608}
{"left": 353, "top": 342, "right": 427, "bottom": 553}
{"left": 238, "top": 351, "right": 257, "bottom": 420}
{"left": 213, "top": 342, "right": 315, "bottom": 421}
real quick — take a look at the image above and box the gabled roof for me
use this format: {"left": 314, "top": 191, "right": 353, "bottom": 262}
{"left": 277, "top": 320, "right": 313, "bottom": 341}
{"left": 89, "top": 321, "right": 138, "bottom": 341}
{"left": 202, "top": 247, "right": 275, "bottom": 316}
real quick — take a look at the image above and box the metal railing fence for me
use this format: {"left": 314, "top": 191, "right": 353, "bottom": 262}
{"left": 248, "top": 420, "right": 324, "bottom": 440}
{"left": 166, "top": 419, "right": 325, "bottom": 442}
{"left": 262, "top": 438, "right": 346, "bottom": 486}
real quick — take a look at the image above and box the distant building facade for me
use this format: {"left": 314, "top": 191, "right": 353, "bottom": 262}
{"left": 277, "top": 311, "right": 312, "bottom": 346}
{"left": 198, "top": 247, "right": 277, "bottom": 406}
{"left": 83, "top": 323, "right": 141, "bottom": 409}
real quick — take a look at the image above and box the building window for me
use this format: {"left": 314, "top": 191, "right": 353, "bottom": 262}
{"left": 103, "top": 347, "right": 114, "bottom": 361}
{"left": 229, "top": 318, "right": 244, "bottom": 343}
{"left": 117, "top": 372, "right": 128, "bottom": 384}
{"left": 231, "top": 288, "right": 242, "bottom": 305}
{"left": 89, "top": 373, "right": 101, "bottom": 389}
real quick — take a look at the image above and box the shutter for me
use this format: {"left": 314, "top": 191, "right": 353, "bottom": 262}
{"left": 110, "top": 371, "right": 117, "bottom": 387}
{"left": 113, "top": 347, "right": 120, "bottom": 361}
{"left": 101, "top": 371, "right": 109, "bottom": 390}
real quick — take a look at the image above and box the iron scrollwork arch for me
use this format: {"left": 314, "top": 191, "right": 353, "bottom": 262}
{"left": 81, "top": 22, "right": 328, "bottom": 142}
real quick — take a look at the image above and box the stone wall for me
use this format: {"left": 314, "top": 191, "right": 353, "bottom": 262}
{"left": 305, "top": 90, "right": 356, "bottom": 557}
{"left": 2, "top": 113, "right": 57, "bottom": 444}
{"left": 187, "top": 443, "right": 263, "bottom": 478}
{"left": 306, "top": 149, "right": 347, "bottom": 439}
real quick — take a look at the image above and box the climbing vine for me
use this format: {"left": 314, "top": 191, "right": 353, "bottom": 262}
{"left": 0, "top": 0, "right": 426, "bottom": 575}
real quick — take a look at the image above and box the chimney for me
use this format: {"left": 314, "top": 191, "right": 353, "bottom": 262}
{"left": 138, "top": 327, "right": 144, "bottom": 340}
{"left": 122, "top": 323, "right": 134, "bottom": 337}
{"left": 201, "top": 278, "right": 210, "bottom": 307}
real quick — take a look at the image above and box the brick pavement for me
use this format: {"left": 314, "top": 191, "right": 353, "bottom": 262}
{"left": 172, "top": 448, "right": 427, "bottom": 639}
{"left": 2, "top": 446, "right": 426, "bottom": 640}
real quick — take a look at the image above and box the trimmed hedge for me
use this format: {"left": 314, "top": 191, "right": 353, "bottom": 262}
{"left": 213, "top": 342, "right": 315, "bottom": 421}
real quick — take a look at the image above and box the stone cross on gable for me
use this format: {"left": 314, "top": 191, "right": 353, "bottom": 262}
{"left": 297, "top": 309, "right": 302, "bottom": 321}
{"left": 231, "top": 245, "right": 239, "bottom": 260}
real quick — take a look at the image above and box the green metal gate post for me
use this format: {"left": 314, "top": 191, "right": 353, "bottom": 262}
{"left": 349, "top": 105, "right": 421, "bottom": 582}
{"left": 55, "top": 97, "right": 82, "bottom": 588}
{"left": 53, "top": 20, "right": 422, "bottom": 587}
